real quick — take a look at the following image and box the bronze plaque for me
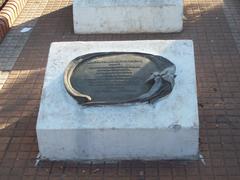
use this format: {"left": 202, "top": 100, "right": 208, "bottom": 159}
{"left": 64, "top": 52, "right": 176, "bottom": 106}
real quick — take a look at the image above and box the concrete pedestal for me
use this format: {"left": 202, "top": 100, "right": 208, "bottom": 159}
{"left": 73, "top": 0, "right": 183, "bottom": 34}
{"left": 37, "top": 40, "right": 199, "bottom": 161}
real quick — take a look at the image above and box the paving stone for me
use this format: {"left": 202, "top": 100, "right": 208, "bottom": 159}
{"left": 0, "top": 0, "right": 240, "bottom": 179}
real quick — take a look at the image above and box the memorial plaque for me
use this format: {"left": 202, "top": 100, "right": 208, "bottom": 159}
{"left": 64, "top": 52, "right": 176, "bottom": 105}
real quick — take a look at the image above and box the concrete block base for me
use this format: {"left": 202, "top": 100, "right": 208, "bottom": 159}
{"left": 73, "top": 0, "right": 183, "bottom": 34}
{"left": 37, "top": 40, "right": 199, "bottom": 161}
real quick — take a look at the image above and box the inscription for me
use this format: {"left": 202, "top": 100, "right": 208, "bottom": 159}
{"left": 73, "top": 56, "right": 146, "bottom": 96}
{"left": 64, "top": 52, "right": 176, "bottom": 105}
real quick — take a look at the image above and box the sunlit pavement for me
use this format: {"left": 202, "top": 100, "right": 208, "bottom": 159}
{"left": 1, "top": 0, "right": 240, "bottom": 179}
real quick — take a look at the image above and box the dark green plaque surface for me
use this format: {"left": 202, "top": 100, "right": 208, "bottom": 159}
{"left": 64, "top": 52, "right": 176, "bottom": 105}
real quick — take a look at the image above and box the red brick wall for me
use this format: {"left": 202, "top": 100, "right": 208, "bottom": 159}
{"left": 0, "top": 0, "right": 28, "bottom": 41}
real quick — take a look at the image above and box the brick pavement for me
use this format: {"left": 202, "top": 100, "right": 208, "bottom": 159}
{"left": 1, "top": 0, "right": 240, "bottom": 179}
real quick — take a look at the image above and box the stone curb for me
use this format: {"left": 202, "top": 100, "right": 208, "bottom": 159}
{"left": 0, "top": 0, "right": 28, "bottom": 41}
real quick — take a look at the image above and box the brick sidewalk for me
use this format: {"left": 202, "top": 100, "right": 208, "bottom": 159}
{"left": 1, "top": 0, "right": 240, "bottom": 179}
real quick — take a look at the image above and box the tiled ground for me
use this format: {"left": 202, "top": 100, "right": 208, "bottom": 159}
{"left": 0, "top": 0, "right": 240, "bottom": 179}
{"left": 0, "top": 0, "right": 48, "bottom": 71}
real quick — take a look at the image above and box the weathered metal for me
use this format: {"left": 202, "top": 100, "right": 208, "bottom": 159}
{"left": 64, "top": 52, "right": 176, "bottom": 106}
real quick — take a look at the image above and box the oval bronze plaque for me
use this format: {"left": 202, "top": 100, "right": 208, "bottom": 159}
{"left": 64, "top": 52, "right": 176, "bottom": 106}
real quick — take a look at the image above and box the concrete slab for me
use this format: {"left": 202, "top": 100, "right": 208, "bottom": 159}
{"left": 73, "top": 0, "right": 183, "bottom": 34}
{"left": 37, "top": 40, "right": 199, "bottom": 161}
